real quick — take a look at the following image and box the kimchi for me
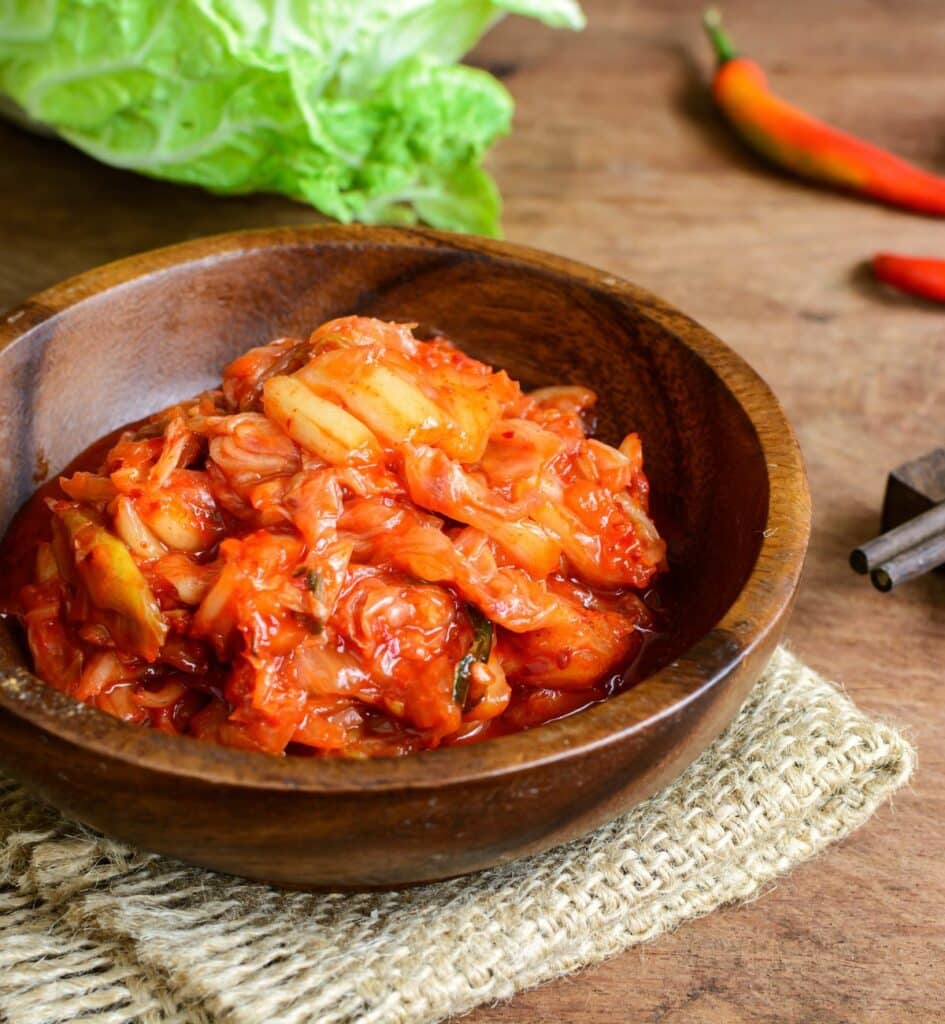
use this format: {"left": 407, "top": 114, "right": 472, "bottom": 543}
{"left": 7, "top": 317, "right": 666, "bottom": 757}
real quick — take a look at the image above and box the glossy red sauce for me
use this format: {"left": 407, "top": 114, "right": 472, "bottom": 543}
{"left": 0, "top": 317, "right": 668, "bottom": 757}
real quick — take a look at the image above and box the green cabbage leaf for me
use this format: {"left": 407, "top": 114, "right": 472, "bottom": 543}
{"left": 0, "top": 0, "right": 584, "bottom": 236}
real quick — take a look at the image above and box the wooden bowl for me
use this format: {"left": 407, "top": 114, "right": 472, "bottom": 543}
{"left": 0, "top": 226, "right": 810, "bottom": 890}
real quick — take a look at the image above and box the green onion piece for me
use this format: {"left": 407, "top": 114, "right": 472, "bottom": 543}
{"left": 452, "top": 605, "right": 493, "bottom": 707}
{"left": 452, "top": 654, "right": 474, "bottom": 706}
{"left": 294, "top": 567, "right": 324, "bottom": 596}
{"left": 468, "top": 604, "right": 492, "bottom": 662}
{"left": 306, "top": 569, "right": 323, "bottom": 597}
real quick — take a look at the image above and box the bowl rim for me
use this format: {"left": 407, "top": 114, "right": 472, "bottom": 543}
{"left": 0, "top": 224, "right": 811, "bottom": 793}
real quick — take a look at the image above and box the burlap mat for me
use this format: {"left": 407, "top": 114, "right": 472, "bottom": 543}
{"left": 0, "top": 647, "right": 915, "bottom": 1024}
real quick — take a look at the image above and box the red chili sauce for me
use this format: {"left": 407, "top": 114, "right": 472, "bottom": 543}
{"left": 0, "top": 317, "right": 668, "bottom": 758}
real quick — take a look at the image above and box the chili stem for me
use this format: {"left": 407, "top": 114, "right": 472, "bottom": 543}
{"left": 703, "top": 8, "right": 738, "bottom": 65}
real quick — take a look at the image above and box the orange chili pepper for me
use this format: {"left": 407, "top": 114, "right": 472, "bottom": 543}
{"left": 705, "top": 9, "right": 945, "bottom": 215}
{"left": 872, "top": 252, "right": 945, "bottom": 302}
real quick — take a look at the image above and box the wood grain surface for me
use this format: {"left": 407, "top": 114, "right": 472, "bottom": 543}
{"left": 0, "top": 0, "right": 941, "bottom": 1018}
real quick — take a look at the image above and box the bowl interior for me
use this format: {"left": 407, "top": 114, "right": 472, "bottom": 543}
{"left": 0, "top": 228, "right": 772, "bottom": 765}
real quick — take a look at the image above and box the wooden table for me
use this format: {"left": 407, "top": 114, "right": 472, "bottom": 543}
{"left": 1, "top": 1, "right": 942, "bottom": 1019}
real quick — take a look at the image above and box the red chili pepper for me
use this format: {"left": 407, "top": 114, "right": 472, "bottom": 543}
{"left": 872, "top": 252, "right": 945, "bottom": 302}
{"left": 704, "top": 9, "right": 945, "bottom": 216}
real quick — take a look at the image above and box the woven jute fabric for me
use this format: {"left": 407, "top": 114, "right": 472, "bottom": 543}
{"left": 0, "top": 647, "right": 915, "bottom": 1024}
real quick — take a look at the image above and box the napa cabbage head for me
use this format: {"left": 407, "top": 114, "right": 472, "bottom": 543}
{"left": 0, "top": 0, "right": 584, "bottom": 236}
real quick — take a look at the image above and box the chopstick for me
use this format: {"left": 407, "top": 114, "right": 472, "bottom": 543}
{"left": 871, "top": 532, "right": 945, "bottom": 591}
{"left": 850, "top": 500, "right": 945, "bottom": 591}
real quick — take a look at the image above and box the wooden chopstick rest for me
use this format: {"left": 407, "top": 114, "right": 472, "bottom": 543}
{"left": 850, "top": 447, "right": 945, "bottom": 592}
